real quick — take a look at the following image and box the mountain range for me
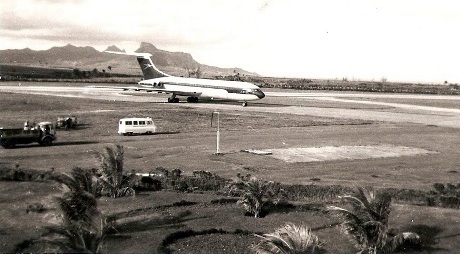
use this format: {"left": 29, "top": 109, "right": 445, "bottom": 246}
{"left": 0, "top": 42, "right": 258, "bottom": 77}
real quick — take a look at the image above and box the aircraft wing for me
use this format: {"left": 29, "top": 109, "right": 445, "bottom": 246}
{"left": 120, "top": 85, "right": 158, "bottom": 92}
{"left": 119, "top": 85, "right": 203, "bottom": 97}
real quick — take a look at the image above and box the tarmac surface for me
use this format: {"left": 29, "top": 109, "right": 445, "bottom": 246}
{"left": 1, "top": 83, "right": 460, "bottom": 129}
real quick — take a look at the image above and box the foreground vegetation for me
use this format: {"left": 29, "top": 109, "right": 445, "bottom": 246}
{"left": 2, "top": 165, "right": 459, "bottom": 210}
{"left": 1, "top": 144, "right": 459, "bottom": 253}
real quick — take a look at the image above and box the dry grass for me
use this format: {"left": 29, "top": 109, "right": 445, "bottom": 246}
{"left": 1, "top": 83, "right": 459, "bottom": 253}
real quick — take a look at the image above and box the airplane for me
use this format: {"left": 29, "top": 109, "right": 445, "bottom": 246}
{"left": 105, "top": 51, "right": 265, "bottom": 106}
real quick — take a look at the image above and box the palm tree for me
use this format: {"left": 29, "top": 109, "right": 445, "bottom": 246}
{"left": 327, "top": 186, "right": 420, "bottom": 254}
{"left": 252, "top": 223, "right": 322, "bottom": 254}
{"left": 37, "top": 167, "right": 110, "bottom": 253}
{"left": 42, "top": 192, "right": 108, "bottom": 253}
{"left": 232, "top": 176, "right": 281, "bottom": 218}
{"left": 96, "top": 144, "right": 135, "bottom": 198}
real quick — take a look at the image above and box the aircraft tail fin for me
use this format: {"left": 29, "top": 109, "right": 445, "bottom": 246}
{"left": 105, "top": 51, "right": 170, "bottom": 79}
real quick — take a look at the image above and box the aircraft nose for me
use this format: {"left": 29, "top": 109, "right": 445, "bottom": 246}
{"left": 255, "top": 90, "right": 265, "bottom": 99}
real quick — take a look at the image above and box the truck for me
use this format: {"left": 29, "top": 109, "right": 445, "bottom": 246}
{"left": 0, "top": 122, "right": 57, "bottom": 148}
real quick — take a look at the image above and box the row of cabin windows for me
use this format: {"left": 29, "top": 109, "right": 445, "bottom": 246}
{"left": 120, "top": 120, "right": 153, "bottom": 126}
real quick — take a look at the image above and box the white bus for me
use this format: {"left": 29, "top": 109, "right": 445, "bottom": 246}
{"left": 118, "top": 117, "right": 156, "bottom": 135}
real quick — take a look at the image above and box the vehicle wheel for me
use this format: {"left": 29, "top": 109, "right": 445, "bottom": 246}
{"left": 1, "top": 141, "right": 14, "bottom": 149}
{"left": 40, "top": 137, "right": 53, "bottom": 146}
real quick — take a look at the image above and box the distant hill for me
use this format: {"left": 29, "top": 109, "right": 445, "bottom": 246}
{"left": 0, "top": 42, "right": 258, "bottom": 78}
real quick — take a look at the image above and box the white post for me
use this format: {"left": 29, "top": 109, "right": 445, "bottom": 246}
{"left": 216, "top": 111, "right": 220, "bottom": 154}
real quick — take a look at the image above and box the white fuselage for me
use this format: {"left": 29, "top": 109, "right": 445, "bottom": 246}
{"left": 139, "top": 76, "right": 265, "bottom": 101}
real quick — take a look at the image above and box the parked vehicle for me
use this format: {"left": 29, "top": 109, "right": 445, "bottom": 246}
{"left": 56, "top": 116, "right": 77, "bottom": 129}
{"left": 118, "top": 117, "right": 156, "bottom": 135}
{"left": 0, "top": 122, "right": 57, "bottom": 148}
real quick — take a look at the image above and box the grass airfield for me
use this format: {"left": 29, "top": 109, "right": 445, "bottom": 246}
{"left": 1, "top": 82, "right": 459, "bottom": 253}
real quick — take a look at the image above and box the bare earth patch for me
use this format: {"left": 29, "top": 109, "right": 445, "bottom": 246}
{"left": 265, "top": 145, "right": 437, "bottom": 163}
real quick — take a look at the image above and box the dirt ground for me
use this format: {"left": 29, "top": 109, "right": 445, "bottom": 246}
{"left": 1, "top": 82, "right": 459, "bottom": 189}
{"left": 1, "top": 82, "right": 459, "bottom": 253}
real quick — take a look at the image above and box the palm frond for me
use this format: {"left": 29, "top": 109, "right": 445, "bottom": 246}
{"left": 116, "top": 187, "right": 136, "bottom": 198}
{"left": 52, "top": 168, "right": 101, "bottom": 198}
{"left": 57, "top": 191, "right": 98, "bottom": 222}
{"left": 253, "top": 223, "right": 322, "bottom": 254}
{"left": 329, "top": 186, "right": 397, "bottom": 253}
{"left": 71, "top": 167, "right": 101, "bottom": 196}
{"left": 51, "top": 172, "right": 79, "bottom": 192}
{"left": 327, "top": 206, "right": 363, "bottom": 225}
{"left": 41, "top": 208, "right": 107, "bottom": 253}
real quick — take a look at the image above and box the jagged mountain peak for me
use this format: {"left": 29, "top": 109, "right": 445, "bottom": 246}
{"left": 136, "top": 42, "right": 158, "bottom": 53}
{"left": 105, "top": 45, "right": 124, "bottom": 52}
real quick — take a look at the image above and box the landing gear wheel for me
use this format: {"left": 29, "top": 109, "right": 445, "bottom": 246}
{"left": 187, "top": 97, "right": 199, "bottom": 103}
{"left": 168, "top": 97, "right": 180, "bottom": 103}
{"left": 242, "top": 101, "right": 248, "bottom": 107}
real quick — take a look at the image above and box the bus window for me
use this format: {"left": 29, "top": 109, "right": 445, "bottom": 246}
{"left": 139, "top": 121, "right": 145, "bottom": 125}
{"left": 119, "top": 121, "right": 123, "bottom": 125}
{"left": 126, "top": 121, "right": 132, "bottom": 125}
{"left": 133, "top": 121, "right": 138, "bottom": 125}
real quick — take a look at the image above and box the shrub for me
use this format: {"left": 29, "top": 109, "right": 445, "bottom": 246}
{"left": 433, "top": 183, "right": 445, "bottom": 194}
{"left": 182, "top": 171, "right": 229, "bottom": 192}
{"left": 229, "top": 176, "right": 283, "bottom": 218}
{"left": 173, "top": 181, "right": 189, "bottom": 192}
{"left": 439, "top": 195, "right": 460, "bottom": 208}
{"left": 281, "top": 184, "right": 350, "bottom": 202}
{"left": 0, "top": 167, "right": 53, "bottom": 182}
{"left": 132, "top": 176, "right": 162, "bottom": 191}
{"left": 26, "top": 203, "right": 46, "bottom": 214}
{"left": 144, "top": 168, "right": 229, "bottom": 192}
{"left": 426, "top": 182, "right": 460, "bottom": 208}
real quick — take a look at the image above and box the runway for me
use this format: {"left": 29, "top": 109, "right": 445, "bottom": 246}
{"left": 1, "top": 83, "right": 460, "bottom": 128}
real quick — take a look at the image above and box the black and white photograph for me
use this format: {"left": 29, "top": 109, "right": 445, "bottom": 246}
{"left": 1, "top": 0, "right": 459, "bottom": 253}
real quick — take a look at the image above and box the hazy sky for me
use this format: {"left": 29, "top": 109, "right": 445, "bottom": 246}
{"left": 1, "top": 0, "right": 460, "bottom": 83}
